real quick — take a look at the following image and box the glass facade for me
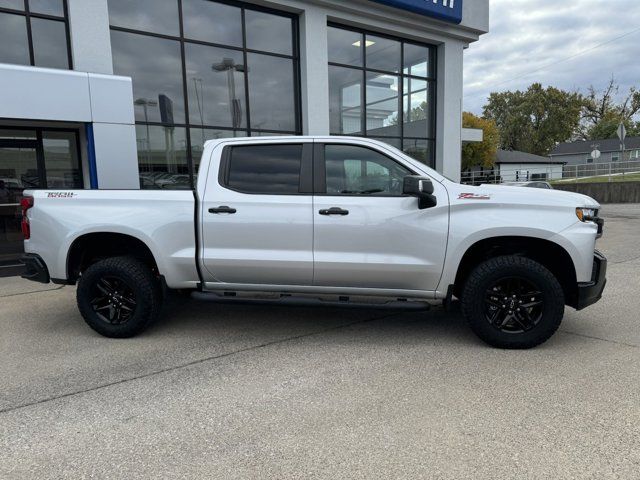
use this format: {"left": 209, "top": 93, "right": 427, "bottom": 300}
{"left": 108, "top": 0, "right": 301, "bottom": 189}
{"left": 327, "top": 25, "right": 436, "bottom": 167}
{"left": 0, "top": 0, "right": 71, "bottom": 69}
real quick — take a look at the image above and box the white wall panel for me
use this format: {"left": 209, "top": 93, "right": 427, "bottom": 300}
{"left": 92, "top": 123, "right": 140, "bottom": 189}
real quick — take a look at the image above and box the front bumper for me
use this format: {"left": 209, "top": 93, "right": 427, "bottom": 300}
{"left": 20, "top": 253, "right": 50, "bottom": 284}
{"left": 575, "top": 250, "right": 607, "bottom": 310}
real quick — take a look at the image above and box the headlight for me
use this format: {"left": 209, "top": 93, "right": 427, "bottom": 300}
{"left": 576, "top": 207, "right": 597, "bottom": 222}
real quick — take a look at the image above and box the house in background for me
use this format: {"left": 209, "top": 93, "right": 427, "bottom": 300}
{"left": 496, "top": 150, "right": 566, "bottom": 181}
{"left": 462, "top": 149, "right": 566, "bottom": 184}
{"left": 550, "top": 137, "right": 640, "bottom": 165}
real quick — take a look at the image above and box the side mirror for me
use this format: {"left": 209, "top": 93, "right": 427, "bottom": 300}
{"left": 403, "top": 176, "right": 437, "bottom": 209}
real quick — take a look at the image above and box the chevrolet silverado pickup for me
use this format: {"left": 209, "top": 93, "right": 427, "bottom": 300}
{"left": 20, "top": 137, "right": 606, "bottom": 348}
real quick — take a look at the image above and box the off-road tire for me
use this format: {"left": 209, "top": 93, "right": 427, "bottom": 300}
{"left": 461, "top": 255, "right": 564, "bottom": 349}
{"left": 77, "top": 256, "right": 162, "bottom": 338}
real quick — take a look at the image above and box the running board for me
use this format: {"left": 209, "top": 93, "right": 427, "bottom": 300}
{"left": 191, "top": 291, "right": 433, "bottom": 311}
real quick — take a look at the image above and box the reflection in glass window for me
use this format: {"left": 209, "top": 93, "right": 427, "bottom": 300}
{"left": 366, "top": 73, "right": 400, "bottom": 137}
{"left": 109, "top": 1, "right": 300, "bottom": 188}
{"left": 111, "top": 30, "right": 185, "bottom": 124}
{"left": 185, "top": 44, "right": 246, "bottom": 129}
{"left": 325, "top": 145, "right": 411, "bottom": 196}
{"left": 42, "top": 131, "right": 82, "bottom": 188}
{"left": 327, "top": 26, "right": 363, "bottom": 66}
{"left": 29, "top": 0, "right": 65, "bottom": 17}
{"left": 182, "top": 0, "right": 242, "bottom": 47}
{"left": 136, "top": 125, "right": 189, "bottom": 190}
{"left": 189, "top": 128, "right": 247, "bottom": 176}
{"left": 329, "top": 66, "right": 362, "bottom": 135}
{"left": 226, "top": 145, "right": 302, "bottom": 194}
{"left": 403, "top": 139, "right": 432, "bottom": 164}
{"left": 247, "top": 53, "right": 296, "bottom": 132}
{"left": 365, "top": 35, "right": 401, "bottom": 73}
{"left": 107, "top": 0, "right": 179, "bottom": 36}
{"left": 0, "top": 2, "right": 70, "bottom": 69}
{"left": 0, "top": 13, "right": 30, "bottom": 66}
{"left": 31, "top": 17, "right": 69, "bottom": 69}
{"left": 403, "top": 43, "right": 431, "bottom": 78}
{"left": 0, "top": 0, "right": 25, "bottom": 10}
{"left": 245, "top": 9, "right": 293, "bottom": 55}
{"left": 327, "top": 25, "right": 436, "bottom": 166}
{"left": 403, "top": 78, "right": 429, "bottom": 137}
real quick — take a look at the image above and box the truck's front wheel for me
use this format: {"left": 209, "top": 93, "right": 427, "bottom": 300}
{"left": 77, "top": 256, "right": 162, "bottom": 338}
{"left": 461, "top": 256, "right": 564, "bottom": 349}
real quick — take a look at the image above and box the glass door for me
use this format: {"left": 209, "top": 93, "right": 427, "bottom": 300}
{"left": 0, "top": 131, "right": 40, "bottom": 274}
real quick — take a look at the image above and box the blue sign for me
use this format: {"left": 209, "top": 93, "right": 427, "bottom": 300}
{"left": 369, "top": 0, "right": 463, "bottom": 24}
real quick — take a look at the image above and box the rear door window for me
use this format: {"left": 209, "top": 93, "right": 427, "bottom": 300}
{"left": 223, "top": 144, "right": 303, "bottom": 194}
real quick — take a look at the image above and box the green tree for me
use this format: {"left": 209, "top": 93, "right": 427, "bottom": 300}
{"left": 483, "top": 83, "right": 583, "bottom": 156}
{"left": 580, "top": 78, "right": 640, "bottom": 140}
{"left": 461, "top": 112, "right": 500, "bottom": 170}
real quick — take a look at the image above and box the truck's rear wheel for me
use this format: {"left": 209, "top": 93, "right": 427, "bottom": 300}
{"left": 461, "top": 255, "right": 564, "bottom": 349}
{"left": 77, "top": 256, "right": 162, "bottom": 338}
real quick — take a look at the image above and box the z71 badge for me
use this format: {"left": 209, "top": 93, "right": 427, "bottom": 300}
{"left": 458, "top": 193, "right": 491, "bottom": 200}
{"left": 47, "top": 192, "right": 77, "bottom": 198}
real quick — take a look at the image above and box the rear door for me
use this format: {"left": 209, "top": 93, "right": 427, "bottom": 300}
{"left": 200, "top": 141, "right": 314, "bottom": 286}
{"left": 312, "top": 142, "right": 449, "bottom": 292}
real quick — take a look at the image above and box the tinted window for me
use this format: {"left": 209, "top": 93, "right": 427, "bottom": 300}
{"left": 107, "top": 0, "right": 179, "bottom": 35}
{"left": 29, "top": 0, "right": 64, "bottom": 16}
{"left": 0, "top": 13, "right": 30, "bottom": 66}
{"left": 182, "top": 0, "right": 242, "bottom": 47}
{"left": 31, "top": 18, "right": 68, "bottom": 69}
{"left": 185, "top": 43, "right": 246, "bottom": 128}
{"left": 245, "top": 10, "right": 292, "bottom": 55}
{"left": 111, "top": 30, "right": 185, "bottom": 124}
{"left": 325, "top": 145, "right": 411, "bottom": 196}
{"left": 226, "top": 145, "right": 302, "bottom": 194}
{"left": 247, "top": 53, "right": 296, "bottom": 132}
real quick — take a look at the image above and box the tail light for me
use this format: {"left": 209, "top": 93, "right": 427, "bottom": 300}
{"left": 20, "top": 196, "right": 34, "bottom": 239}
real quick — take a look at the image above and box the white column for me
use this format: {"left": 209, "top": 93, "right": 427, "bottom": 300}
{"left": 435, "top": 39, "right": 464, "bottom": 182}
{"left": 67, "top": 0, "right": 113, "bottom": 74}
{"left": 299, "top": 6, "right": 330, "bottom": 135}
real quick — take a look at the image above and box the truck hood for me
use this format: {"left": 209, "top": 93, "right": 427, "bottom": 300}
{"left": 445, "top": 182, "right": 600, "bottom": 209}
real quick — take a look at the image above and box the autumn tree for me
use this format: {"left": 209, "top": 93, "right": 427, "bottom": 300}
{"left": 461, "top": 112, "right": 500, "bottom": 170}
{"left": 580, "top": 78, "right": 640, "bottom": 140}
{"left": 483, "top": 83, "right": 583, "bottom": 156}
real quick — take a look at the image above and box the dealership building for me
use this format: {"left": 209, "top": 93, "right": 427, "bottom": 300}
{"left": 0, "top": 0, "right": 488, "bottom": 271}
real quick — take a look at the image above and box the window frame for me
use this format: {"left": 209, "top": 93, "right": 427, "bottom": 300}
{"left": 108, "top": 0, "right": 302, "bottom": 190}
{"left": 327, "top": 22, "right": 437, "bottom": 168}
{"left": 218, "top": 143, "right": 313, "bottom": 196}
{"left": 0, "top": 0, "right": 73, "bottom": 69}
{"left": 313, "top": 143, "right": 417, "bottom": 198}
{"left": 0, "top": 124, "right": 83, "bottom": 190}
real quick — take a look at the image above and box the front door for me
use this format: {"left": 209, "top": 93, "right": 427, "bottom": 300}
{"left": 200, "top": 142, "right": 314, "bottom": 286}
{"left": 313, "top": 143, "right": 449, "bottom": 292}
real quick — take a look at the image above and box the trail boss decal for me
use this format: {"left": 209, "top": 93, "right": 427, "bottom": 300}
{"left": 458, "top": 193, "right": 491, "bottom": 200}
{"left": 47, "top": 192, "right": 77, "bottom": 198}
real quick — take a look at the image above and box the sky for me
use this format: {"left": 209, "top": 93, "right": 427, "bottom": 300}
{"left": 463, "top": 0, "right": 640, "bottom": 115}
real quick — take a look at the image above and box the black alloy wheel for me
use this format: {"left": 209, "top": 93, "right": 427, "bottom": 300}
{"left": 77, "top": 256, "right": 162, "bottom": 338}
{"left": 90, "top": 276, "right": 137, "bottom": 325}
{"left": 484, "top": 277, "right": 543, "bottom": 334}
{"left": 461, "top": 255, "right": 565, "bottom": 349}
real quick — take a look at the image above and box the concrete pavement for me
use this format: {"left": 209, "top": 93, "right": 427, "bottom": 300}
{"left": 1, "top": 204, "right": 638, "bottom": 479}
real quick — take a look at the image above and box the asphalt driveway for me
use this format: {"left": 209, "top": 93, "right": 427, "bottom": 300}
{"left": 1, "top": 204, "right": 639, "bottom": 479}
